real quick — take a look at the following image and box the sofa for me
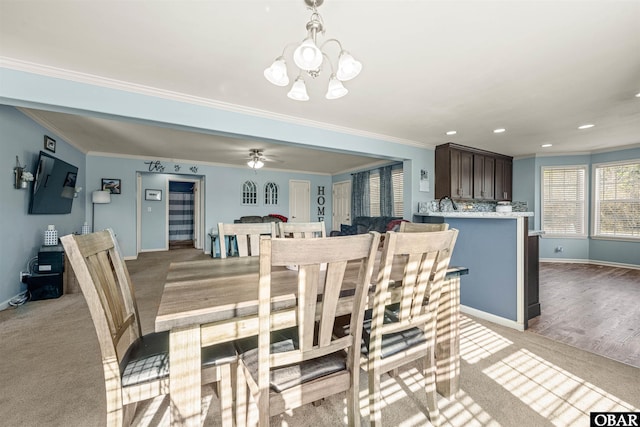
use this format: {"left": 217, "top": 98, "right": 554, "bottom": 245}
{"left": 234, "top": 214, "right": 287, "bottom": 224}
{"left": 330, "top": 216, "right": 403, "bottom": 236}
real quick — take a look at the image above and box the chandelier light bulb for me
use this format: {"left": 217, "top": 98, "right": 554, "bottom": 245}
{"left": 264, "top": 57, "right": 289, "bottom": 86}
{"left": 293, "top": 38, "right": 323, "bottom": 71}
{"left": 247, "top": 159, "right": 264, "bottom": 169}
{"left": 336, "top": 51, "right": 362, "bottom": 81}
{"left": 287, "top": 77, "right": 310, "bottom": 101}
{"left": 325, "top": 74, "right": 348, "bottom": 99}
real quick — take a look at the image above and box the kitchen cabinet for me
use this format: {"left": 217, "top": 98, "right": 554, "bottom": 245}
{"left": 436, "top": 145, "right": 473, "bottom": 200}
{"left": 495, "top": 157, "right": 513, "bottom": 201}
{"left": 473, "top": 154, "right": 495, "bottom": 200}
{"left": 436, "top": 143, "right": 512, "bottom": 201}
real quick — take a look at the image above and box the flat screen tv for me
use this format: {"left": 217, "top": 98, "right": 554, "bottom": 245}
{"left": 29, "top": 151, "right": 79, "bottom": 214}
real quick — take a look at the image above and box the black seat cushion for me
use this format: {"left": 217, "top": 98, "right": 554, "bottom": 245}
{"left": 236, "top": 327, "right": 347, "bottom": 393}
{"left": 120, "top": 331, "right": 236, "bottom": 387}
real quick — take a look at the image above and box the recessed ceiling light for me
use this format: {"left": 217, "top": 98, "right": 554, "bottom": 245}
{"left": 446, "top": 130, "right": 457, "bottom": 136}
{"left": 578, "top": 124, "right": 595, "bottom": 130}
{"left": 541, "top": 144, "right": 553, "bottom": 148}
{"left": 493, "top": 128, "right": 506, "bottom": 133}
{"left": 635, "top": 92, "right": 640, "bottom": 98}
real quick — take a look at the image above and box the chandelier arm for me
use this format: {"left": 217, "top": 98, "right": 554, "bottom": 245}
{"left": 320, "top": 38, "right": 343, "bottom": 52}
{"left": 321, "top": 52, "right": 335, "bottom": 75}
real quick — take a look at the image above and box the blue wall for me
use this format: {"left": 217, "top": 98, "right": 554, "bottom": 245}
{"left": 0, "top": 105, "right": 86, "bottom": 305}
{"left": 513, "top": 147, "right": 640, "bottom": 267}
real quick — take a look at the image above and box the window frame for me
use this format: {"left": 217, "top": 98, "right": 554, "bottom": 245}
{"left": 264, "top": 182, "right": 279, "bottom": 205}
{"left": 368, "top": 165, "right": 404, "bottom": 217}
{"left": 241, "top": 180, "right": 258, "bottom": 205}
{"left": 591, "top": 159, "right": 640, "bottom": 242}
{"left": 540, "top": 165, "right": 588, "bottom": 239}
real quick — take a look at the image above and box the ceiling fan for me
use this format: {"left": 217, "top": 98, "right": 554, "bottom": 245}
{"left": 247, "top": 148, "right": 268, "bottom": 169}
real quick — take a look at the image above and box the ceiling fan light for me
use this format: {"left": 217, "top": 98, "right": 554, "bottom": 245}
{"left": 293, "top": 38, "right": 323, "bottom": 71}
{"left": 336, "top": 51, "right": 362, "bottom": 81}
{"left": 325, "top": 74, "right": 348, "bottom": 99}
{"left": 287, "top": 77, "right": 310, "bottom": 101}
{"left": 247, "top": 159, "right": 264, "bottom": 169}
{"left": 264, "top": 57, "right": 289, "bottom": 86}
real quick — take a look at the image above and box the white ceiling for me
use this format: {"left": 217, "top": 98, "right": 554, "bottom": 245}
{"left": 1, "top": 0, "right": 639, "bottom": 173}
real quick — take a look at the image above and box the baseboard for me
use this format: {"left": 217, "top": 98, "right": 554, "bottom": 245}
{"left": 461, "top": 305, "right": 525, "bottom": 331}
{"left": 123, "top": 255, "right": 137, "bottom": 261}
{"left": 540, "top": 258, "right": 640, "bottom": 270}
{"left": 0, "top": 293, "right": 22, "bottom": 311}
{"left": 139, "top": 248, "right": 168, "bottom": 253}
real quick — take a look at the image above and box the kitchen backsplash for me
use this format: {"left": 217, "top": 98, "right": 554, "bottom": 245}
{"left": 418, "top": 200, "right": 528, "bottom": 213}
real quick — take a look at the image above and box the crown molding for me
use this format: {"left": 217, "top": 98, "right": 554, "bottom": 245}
{"left": 17, "top": 107, "right": 88, "bottom": 154}
{"left": 1, "top": 57, "right": 426, "bottom": 149}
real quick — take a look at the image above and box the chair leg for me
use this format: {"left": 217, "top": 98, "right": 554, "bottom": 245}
{"left": 368, "top": 368, "right": 383, "bottom": 427}
{"left": 219, "top": 364, "right": 234, "bottom": 427}
{"left": 236, "top": 363, "right": 248, "bottom": 427}
{"left": 424, "top": 352, "right": 440, "bottom": 427}
{"left": 347, "top": 369, "right": 361, "bottom": 427}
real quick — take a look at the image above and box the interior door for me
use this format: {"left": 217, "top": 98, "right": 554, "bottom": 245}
{"left": 289, "top": 180, "right": 310, "bottom": 223}
{"left": 332, "top": 180, "right": 351, "bottom": 230}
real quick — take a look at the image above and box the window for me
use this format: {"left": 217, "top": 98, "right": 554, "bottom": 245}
{"left": 369, "top": 166, "right": 404, "bottom": 216}
{"left": 593, "top": 160, "right": 640, "bottom": 240}
{"left": 541, "top": 166, "right": 587, "bottom": 237}
{"left": 242, "top": 180, "right": 257, "bottom": 205}
{"left": 264, "top": 182, "right": 279, "bottom": 205}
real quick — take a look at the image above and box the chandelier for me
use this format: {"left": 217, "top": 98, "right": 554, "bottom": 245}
{"left": 247, "top": 149, "right": 265, "bottom": 169}
{"left": 263, "top": 0, "right": 362, "bottom": 101}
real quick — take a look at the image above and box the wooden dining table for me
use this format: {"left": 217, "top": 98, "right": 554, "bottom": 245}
{"left": 155, "top": 255, "right": 468, "bottom": 426}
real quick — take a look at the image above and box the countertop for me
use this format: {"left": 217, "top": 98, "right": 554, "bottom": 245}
{"left": 414, "top": 211, "right": 534, "bottom": 219}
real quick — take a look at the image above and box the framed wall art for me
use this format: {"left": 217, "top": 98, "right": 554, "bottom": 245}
{"left": 44, "top": 135, "right": 56, "bottom": 153}
{"left": 101, "top": 178, "right": 121, "bottom": 194}
{"left": 145, "top": 189, "right": 162, "bottom": 201}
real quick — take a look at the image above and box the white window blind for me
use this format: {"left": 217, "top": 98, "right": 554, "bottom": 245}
{"left": 369, "top": 167, "right": 404, "bottom": 216}
{"left": 392, "top": 168, "right": 404, "bottom": 216}
{"left": 593, "top": 160, "right": 640, "bottom": 240}
{"left": 541, "top": 166, "right": 587, "bottom": 237}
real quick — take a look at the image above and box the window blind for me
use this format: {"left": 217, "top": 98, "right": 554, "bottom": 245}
{"left": 541, "top": 166, "right": 587, "bottom": 237}
{"left": 593, "top": 160, "right": 640, "bottom": 239}
{"left": 368, "top": 167, "right": 404, "bottom": 216}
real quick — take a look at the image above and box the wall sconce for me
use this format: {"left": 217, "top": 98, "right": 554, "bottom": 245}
{"left": 14, "top": 156, "right": 33, "bottom": 189}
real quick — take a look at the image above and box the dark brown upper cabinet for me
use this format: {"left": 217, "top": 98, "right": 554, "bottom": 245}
{"left": 435, "top": 143, "right": 512, "bottom": 201}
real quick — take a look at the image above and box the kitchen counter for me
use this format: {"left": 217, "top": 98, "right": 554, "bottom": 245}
{"left": 415, "top": 211, "right": 533, "bottom": 219}
{"left": 413, "top": 212, "right": 533, "bottom": 330}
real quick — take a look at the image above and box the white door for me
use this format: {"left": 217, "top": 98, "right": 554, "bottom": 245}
{"left": 289, "top": 180, "right": 310, "bottom": 223}
{"left": 332, "top": 180, "right": 351, "bottom": 230}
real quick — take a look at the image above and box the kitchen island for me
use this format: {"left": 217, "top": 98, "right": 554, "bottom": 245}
{"left": 414, "top": 211, "right": 535, "bottom": 330}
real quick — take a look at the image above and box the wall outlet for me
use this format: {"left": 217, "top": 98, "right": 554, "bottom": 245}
{"left": 20, "top": 271, "right": 30, "bottom": 283}
{"left": 555, "top": 246, "right": 564, "bottom": 253}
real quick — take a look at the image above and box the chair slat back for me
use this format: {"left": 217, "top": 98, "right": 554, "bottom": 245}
{"left": 278, "top": 221, "right": 327, "bottom": 238}
{"left": 371, "top": 229, "right": 458, "bottom": 353}
{"left": 61, "top": 230, "right": 141, "bottom": 362}
{"left": 399, "top": 222, "right": 449, "bottom": 232}
{"left": 218, "top": 222, "right": 277, "bottom": 258}
{"left": 258, "top": 232, "right": 380, "bottom": 389}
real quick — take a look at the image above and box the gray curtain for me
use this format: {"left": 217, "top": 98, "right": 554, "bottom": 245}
{"left": 351, "top": 171, "right": 370, "bottom": 218}
{"left": 380, "top": 165, "right": 393, "bottom": 216}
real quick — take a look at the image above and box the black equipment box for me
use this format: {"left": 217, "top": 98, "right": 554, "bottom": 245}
{"left": 37, "top": 245, "right": 64, "bottom": 274}
{"left": 27, "top": 273, "right": 63, "bottom": 301}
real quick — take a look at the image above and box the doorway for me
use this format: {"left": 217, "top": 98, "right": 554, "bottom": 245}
{"left": 289, "top": 180, "right": 310, "bottom": 223}
{"left": 332, "top": 180, "right": 351, "bottom": 230}
{"left": 168, "top": 181, "right": 195, "bottom": 249}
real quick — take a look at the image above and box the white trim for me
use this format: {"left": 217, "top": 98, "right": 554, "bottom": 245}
{"left": 139, "top": 248, "right": 168, "bottom": 253}
{"left": 516, "top": 217, "right": 525, "bottom": 327}
{"left": 123, "top": 255, "right": 138, "bottom": 261}
{"left": 540, "top": 164, "right": 588, "bottom": 238}
{"left": 540, "top": 258, "right": 640, "bottom": 270}
{"left": 460, "top": 305, "right": 524, "bottom": 331}
{"left": 0, "top": 295, "right": 21, "bottom": 311}
{"left": 3, "top": 57, "right": 425, "bottom": 148}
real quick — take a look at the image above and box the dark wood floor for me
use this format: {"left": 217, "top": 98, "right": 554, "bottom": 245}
{"left": 527, "top": 262, "right": 640, "bottom": 368}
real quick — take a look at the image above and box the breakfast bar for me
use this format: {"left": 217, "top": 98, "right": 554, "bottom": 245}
{"left": 414, "top": 211, "right": 534, "bottom": 330}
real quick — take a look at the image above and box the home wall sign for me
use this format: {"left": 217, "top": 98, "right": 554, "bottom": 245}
{"left": 317, "top": 186, "right": 325, "bottom": 221}
{"left": 144, "top": 160, "right": 165, "bottom": 172}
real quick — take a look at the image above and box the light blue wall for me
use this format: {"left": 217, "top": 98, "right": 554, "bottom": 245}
{"left": 513, "top": 147, "right": 640, "bottom": 266}
{"left": 0, "top": 105, "right": 86, "bottom": 305}
{"left": 87, "top": 155, "right": 334, "bottom": 257}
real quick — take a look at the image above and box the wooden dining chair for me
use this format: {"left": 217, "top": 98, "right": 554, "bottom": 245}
{"left": 235, "top": 232, "right": 381, "bottom": 427}
{"left": 60, "top": 230, "right": 237, "bottom": 427}
{"left": 366, "top": 229, "right": 458, "bottom": 427}
{"left": 277, "top": 220, "right": 327, "bottom": 238}
{"left": 218, "top": 222, "right": 277, "bottom": 258}
{"left": 398, "top": 222, "right": 449, "bottom": 232}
